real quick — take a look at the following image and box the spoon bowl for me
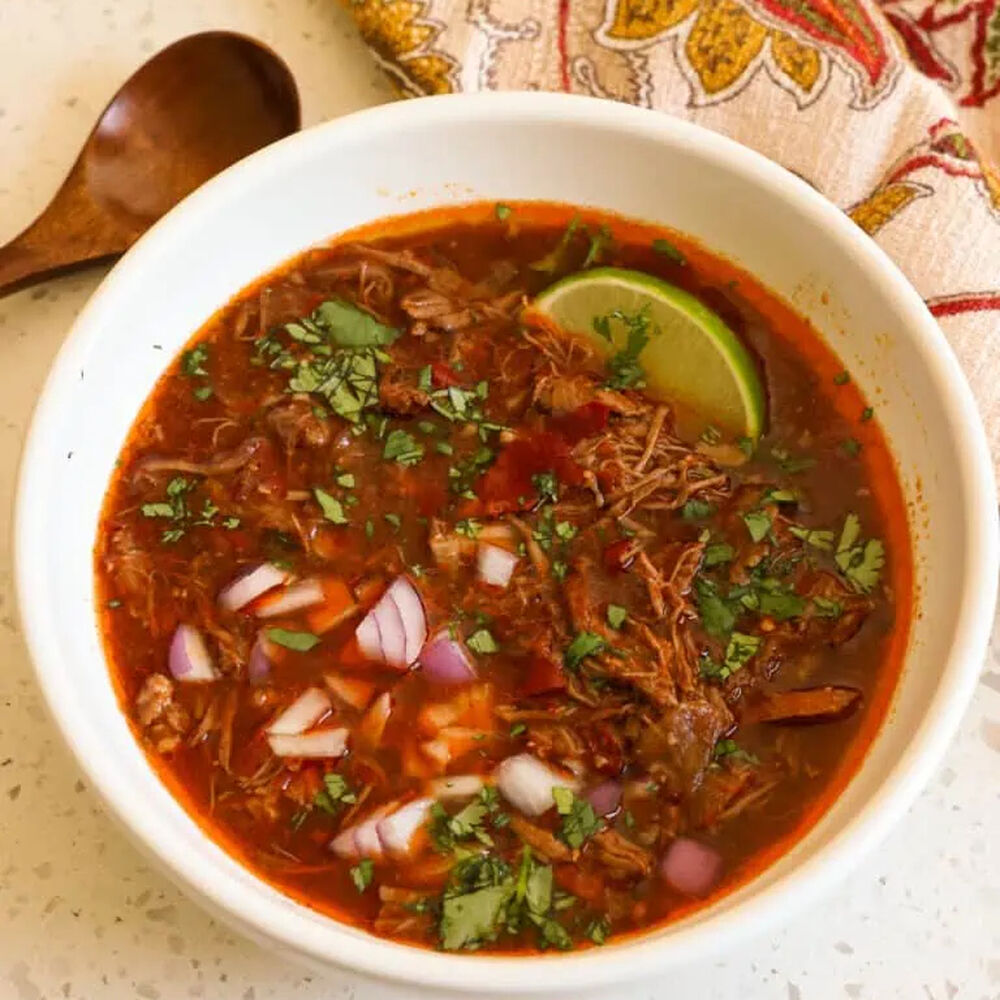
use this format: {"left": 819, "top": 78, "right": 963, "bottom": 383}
{"left": 0, "top": 31, "right": 300, "bottom": 297}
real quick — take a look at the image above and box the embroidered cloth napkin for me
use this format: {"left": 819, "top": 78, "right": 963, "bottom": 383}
{"left": 343, "top": 0, "right": 1000, "bottom": 466}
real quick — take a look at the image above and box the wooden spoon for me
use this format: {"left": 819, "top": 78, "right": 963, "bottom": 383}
{"left": 0, "top": 31, "right": 300, "bottom": 298}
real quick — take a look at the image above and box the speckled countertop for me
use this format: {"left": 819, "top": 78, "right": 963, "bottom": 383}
{"left": 1, "top": 2, "right": 998, "bottom": 997}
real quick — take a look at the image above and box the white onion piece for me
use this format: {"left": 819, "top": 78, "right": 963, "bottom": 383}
{"left": 247, "top": 634, "right": 273, "bottom": 685}
{"left": 476, "top": 543, "right": 518, "bottom": 588}
{"left": 387, "top": 577, "right": 427, "bottom": 664}
{"left": 218, "top": 563, "right": 288, "bottom": 612}
{"left": 267, "top": 727, "right": 348, "bottom": 759}
{"left": 493, "top": 754, "right": 579, "bottom": 817}
{"left": 267, "top": 687, "right": 332, "bottom": 735}
{"left": 586, "top": 780, "right": 623, "bottom": 817}
{"left": 661, "top": 838, "right": 724, "bottom": 897}
{"left": 418, "top": 631, "right": 477, "bottom": 685}
{"left": 376, "top": 798, "right": 433, "bottom": 858}
{"left": 255, "top": 578, "right": 325, "bottom": 618}
{"left": 168, "top": 625, "right": 218, "bottom": 682}
{"left": 429, "top": 774, "right": 485, "bottom": 800}
{"left": 373, "top": 593, "right": 407, "bottom": 669}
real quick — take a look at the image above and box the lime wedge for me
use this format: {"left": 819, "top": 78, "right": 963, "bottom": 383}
{"left": 532, "top": 267, "right": 765, "bottom": 441}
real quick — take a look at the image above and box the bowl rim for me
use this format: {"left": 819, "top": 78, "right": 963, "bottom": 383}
{"left": 14, "top": 91, "right": 999, "bottom": 992}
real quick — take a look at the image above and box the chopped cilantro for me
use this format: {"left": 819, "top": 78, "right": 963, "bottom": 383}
{"left": 417, "top": 365, "right": 433, "bottom": 391}
{"left": 265, "top": 628, "right": 320, "bottom": 652}
{"left": 737, "top": 436, "right": 755, "bottom": 457}
{"left": 606, "top": 604, "right": 628, "bottom": 629}
{"left": 289, "top": 348, "right": 382, "bottom": 424}
{"left": 553, "top": 788, "right": 602, "bottom": 849}
{"left": 724, "top": 631, "right": 760, "bottom": 674}
{"left": 694, "top": 577, "right": 736, "bottom": 637}
{"left": 314, "top": 773, "right": 356, "bottom": 814}
{"left": 743, "top": 510, "right": 772, "bottom": 543}
{"left": 834, "top": 512, "right": 884, "bottom": 593}
{"left": 564, "top": 631, "right": 608, "bottom": 670}
{"left": 652, "top": 237, "right": 686, "bottom": 264}
{"left": 455, "top": 518, "right": 482, "bottom": 538}
{"left": 180, "top": 343, "right": 209, "bottom": 377}
{"left": 313, "top": 487, "right": 348, "bottom": 524}
{"left": 703, "top": 543, "right": 735, "bottom": 567}
{"left": 531, "top": 470, "right": 560, "bottom": 504}
{"left": 582, "top": 224, "right": 612, "bottom": 268}
{"left": 364, "top": 518, "right": 374, "bottom": 540}
{"left": 192, "top": 384, "right": 213, "bottom": 402}
{"left": 833, "top": 370, "right": 850, "bottom": 385}
{"left": 763, "top": 489, "right": 797, "bottom": 504}
{"left": 294, "top": 299, "right": 401, "bottom": 349}
{"left": 551, "top": 560, "right": 569, "bottom": 582}
{"left": 335, "top": 471, "right": 355, "bottom": 488}
{"left": 713, "top": 738, "right": 759, "bottom": 764}
{"left": 682, "top": 498, "right": 715, "bottom": 520}
{"left": 350, "top": 859, "right": 374, "bottom": 893}
{"left": 383, "top": 429, "right": 424, "bottom": 466}
{"left": 585, "top": 916, "right": 611, "bottom": 945}
{"left": 861, "top": 406, "right": 874, "bottom": 422}
{"left": 812, "top": 596, "right": 843, "bottom": 618}
{"left": 495, "top": 203, "right": 512, "bottom": 222}
{"left": 435, "top": 441, "right": 454, "bottom": 456}
{"left": 771, "top": 447, "right": 816, "bottom": 474}
{"left": 841, "top": 437, "right": 862, "bottom": 458}
{"left": 383, "top": 512, "right": 401, "bottom": 531}
{"left": 593, "top": 307, "right": 652, "bottom": 389}
{"left": 789, "top": 525, "right": 835, "bottom": 551}
{"left": 531, "top": 217, "right": 581, "bottom": 273}
{"left": 468, "top": 628, "right": 499, "bottom": 654}
{"left": 509, "top": 722, "right": 527, "bottom": 738}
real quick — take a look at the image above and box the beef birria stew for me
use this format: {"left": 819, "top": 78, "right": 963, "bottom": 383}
{"left": 96, "top": 202, "right": 910, "bottom": 953}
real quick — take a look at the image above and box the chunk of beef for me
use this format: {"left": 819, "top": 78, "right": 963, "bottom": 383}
{"left": 589, "top": 828, "right": 653, "bottom": 879}
{"left": 266, "top": 399, "right": 331, "bottom": 450}
{"left": 636, "top": 694, "right": 732, "bottom": 792}
{"left": 135, "top": 673, "right": 190, "bottom": 753}
{"left": 508, "top": 815, "right": 572, "bottom": 862}
{"left": 379, "top": 371, "right": 430, "bottom": 415}
{"left": 742, "top": 686, "right": 861, "bottom": 725}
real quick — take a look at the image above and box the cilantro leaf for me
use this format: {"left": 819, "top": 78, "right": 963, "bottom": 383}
{"left": 307, "top": 299, "right": 401, "bottom": 348}
{"left": 703, "top": 543, "right": 734, "bottom": 567}
{"left": 606, "top": 604, "right": 627, "bottom": 629}
{"left": 564, "top": 631, "right": 608, "bottom": 670}
{"left": 180, "top": 343, "right": 209, "bottom": 377}
{"left": 265, "top": 628, "right": 320, "bottom": 652}
{"left": 593, "top": 308, "right": 652, "bottom": 390}
{"left": 834, "top": 513, "right": 884, "bottom": 592}
{"left": 350, "top": 858, "right": 374, "bottom": 892}
{"left": 383, "top": 429, "right": 424, "bottom": 466}
{"left": 789, "top": 525, "right": 835, "bottom": 550}
{"left": 468, "top": 628, "right": 499, "bottom": 654}
{"left": 313, "top": 487, "right": 348, "bottom": 524}
{"left": 694, "top": 577, "right": 737, "bottom": 637}
{"left": 743, "top": 511, "right": 772, "bottom": 543}
{"left": 314, "top": 773, "right": 356, "bottom": 814}
{"left": 723, "top": 631, "right": 760, "bottom": 674}
{"left": 494, "top": 203, "right": 512, "bottom": 222}
{"left": 652, "top": 237, "right": 686, "bottom": 264}
{"left": 682, "top": 498, "right": 715, "bottom": 520}
{"left": 531, "top": 470, "right": 560, "bottom": 504}
{"left": 553, "top": 789, "right": 602, "bottom": 849}
{"left": 441, "top": 884, "right": 513, "bottom": 951}
{"left": 531, "top": 217, "right": 581, "bottom": 273}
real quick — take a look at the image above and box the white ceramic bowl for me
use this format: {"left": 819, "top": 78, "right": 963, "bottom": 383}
{"left": 15, "top": 93, "right": 998, "bottom": 992}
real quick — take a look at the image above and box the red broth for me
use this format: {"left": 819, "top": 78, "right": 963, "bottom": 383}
{"left": 95, "top": 203, "right": 911, "bottom": 952}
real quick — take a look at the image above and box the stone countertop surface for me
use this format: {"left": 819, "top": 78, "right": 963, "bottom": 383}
{"left": 1, "top": 1, "right": 998, "bottom": 997}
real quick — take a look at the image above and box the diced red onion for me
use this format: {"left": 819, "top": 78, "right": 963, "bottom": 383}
{"left": 376, "top": 798, "right": 433, "bottom": 858}
{"left": 387, "top": 577, "right": 427, "bottom": 664}
{"left": 418, "top": 630, "right": 478, "bottom": 685}
{"left": 355, "top": 691, "right": 392, "bottom": 749}
{"left": 661, "top": 837, "right": 724, "bottom": 897}
{"left": 267, "top": 687, "right": 332, "bottom": 736}
{"left": 267, "top": 727, "right": 348, "bottom": 759}
{"left": 248, "top": 634, "right": 274, "bottom": 685}
{"left": 332, "top": 804, "right": 395, "bottom": 860}
{"left": 429, "top": 774, "right": 486, "bottom": 799}
{"left": 493, "top": 754, "right": 579, "bottom": 817}
{"left": 373, "top": 591, "right": 407, "bottom": 668}
{"left": 168, "top": 625, "right": 218, "bottom": 682}
{"left": 586, "top": 780, "right": 623, "bottom": 817}
{"left": 255, "top": 578, "right": 325, "bottom": 618}
{"left": 476, "top": 543, "right": 518, "bottom": 589}
{"left": 355, "top": 612, "right": 383, "bottom": 662}
{"left": 218, "top": 563, "right": 288, "bottom": 612}
{"left": 353, "top": 575, "right": 427, "bottom": 670}
{"left": 330, "top": 824, "right": 361, "bottom": 860}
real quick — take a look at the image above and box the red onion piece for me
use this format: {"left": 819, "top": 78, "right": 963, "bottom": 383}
{"left": 377, "top": 798, "right": 433, "bottom": 858}
{"left": 387, "top": 577, "right": 427, "bottom": 664}
{"left": 330, "top": 824, "right": 362, "bottom": 860}
{"left": 248, "top": 634, "right": 274, "bottom": 685}
{"left": 493, "top": 754, "right": 579, "bottom": 817}
{"left": 586, "top": 780, "right": 623, "bottom": 817}
{"left": 267, "top": 727, "right": 348, "bottom": 759}
{"left": 353, "top": 575, "right": 427, "bottom": 670}
{"left": 267, "top": 687, "right": 332, "bottom": 736}
{"left": 476, "top": 543, "right": 518, "bottom": 589}
{"left": 429, "top": 774, "right": 486, "bottom": 799}
{"left": 353, "top": 814, "right": 386, "bottom": 860}
{"left": 168, "top": 625, "right": 218, "bottom": 682}
{"left": 218, "top": 563, "right": 288, "bottom": 612}
{"left": 255, "top": 578, "right": 325, "bottom": 618}
{"left": 418, "top": 631, "right": 478, "bottom": 685}
{"left": 355, "top": 612, "right": 383, "bottom": 662}
{"left": 661, "top": 837, "right": 724, "bottom": 897}
{"left": 373, "top": 591, "right": 407, "bottom": 669}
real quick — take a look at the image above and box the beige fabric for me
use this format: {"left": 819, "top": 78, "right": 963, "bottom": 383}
{"left": 343, "top": 0, "right": 1000, "bottom": 468}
